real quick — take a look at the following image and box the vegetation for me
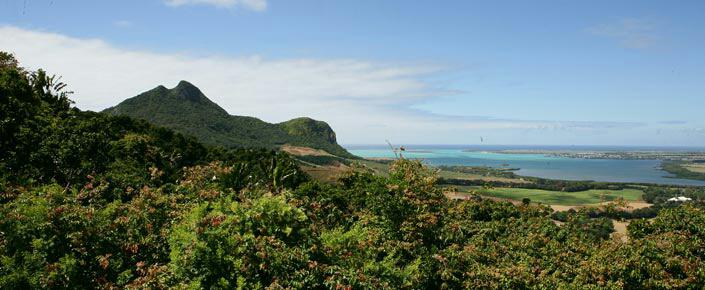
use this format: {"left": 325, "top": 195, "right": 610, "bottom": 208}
{"left": 551, "top": 203, "right": 681, "bottom": 221}
{"left": 103, "top": 81, "right": 355, "bottom": 158}
{"left": 4, "top": 52, "right": 705, "bottom": 288}
{"left": 662, "top": 161, "right": 705, "bottom": 181}
{"left": 437, "top": 165, "right": 705, "bottom": 221}
{"left": 472, "top": 187, "right": 644, "bottom": 206}
{"left": 443, "top": 166, "right": 705, "bottom": 219}
{"left": 296, "top": 155, "right": 351, "bottom": 167}
{"left": 436, "top": 166, "right": 632, "bottom": 192}
{"left": 642, "top": 186, "right": 705, "bottom": 204}
{"left": 437, "top": 165, "right": 518, "bottom": 179}
{"left": 439, "top": 175, "right": 628, "bottom": 192}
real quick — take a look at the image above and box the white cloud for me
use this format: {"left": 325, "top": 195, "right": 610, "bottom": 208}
{"left": 164, "top": 0, "right": 267, "bottom": 11}
{"left": 0, "top": 26, "right": 643, "bottom": 145}
{"left": 587, "top": 18, "right": 658, "bottom": 49}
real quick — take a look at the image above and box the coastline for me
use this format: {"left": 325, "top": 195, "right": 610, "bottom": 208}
{"left": 463, "top": 149, "right": 705, "bottom": 161}
{"left": 349, "top": 147, "right": 705, "bottom": 186}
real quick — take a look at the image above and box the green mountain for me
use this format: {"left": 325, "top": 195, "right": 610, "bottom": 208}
{"left": 103, "top": 81, "right": 355, "bottom": 158}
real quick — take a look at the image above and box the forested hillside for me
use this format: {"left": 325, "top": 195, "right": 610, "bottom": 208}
{"left": 2, "top": 52, "right": 705, "bottom": 289}
{"left": 103, "top": 81, "right": 355, "bottom": 158}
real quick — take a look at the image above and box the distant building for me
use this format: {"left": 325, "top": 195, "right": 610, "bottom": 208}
{"left": 667, "top": 196, "right": 692, "bottom": 202}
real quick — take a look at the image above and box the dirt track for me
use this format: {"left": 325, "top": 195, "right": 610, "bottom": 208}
{"left": 280, "top": 145, "right": 333, "bottom": 156}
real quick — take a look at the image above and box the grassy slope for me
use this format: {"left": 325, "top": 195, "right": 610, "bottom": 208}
{"left": 466, "top": 187, "right": 644, "bottom": 205}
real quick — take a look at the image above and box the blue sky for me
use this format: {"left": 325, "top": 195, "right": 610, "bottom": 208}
{"left": 1, "top": 0, "right": 705, "bottom": 146}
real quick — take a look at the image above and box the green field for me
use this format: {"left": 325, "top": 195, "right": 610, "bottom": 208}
{"left": 464, "top": 187, "right": 644, "bottom": 205}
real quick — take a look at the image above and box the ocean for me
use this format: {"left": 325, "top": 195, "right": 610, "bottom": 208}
{"left": 345, "top": 145, "right": 705, "bottom": 186}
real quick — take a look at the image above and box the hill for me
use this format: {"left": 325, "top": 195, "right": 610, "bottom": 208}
{"left": 103, "top": 81, "right": 355, "bottom": 158}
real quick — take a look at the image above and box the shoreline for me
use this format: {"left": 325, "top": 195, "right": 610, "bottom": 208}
{"left": 357, "top": 156, "right": 705, "bottom": 187}
{"left": 462, "top": 149, "right": 705, "bottom": 161}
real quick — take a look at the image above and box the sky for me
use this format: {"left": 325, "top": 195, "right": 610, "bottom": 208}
{"left": 1, "top": 0, "right": 704, "bottom": 146}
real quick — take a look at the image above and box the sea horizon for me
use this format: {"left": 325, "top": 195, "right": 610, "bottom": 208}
{"left": 343, "top": 144, "right": 705, "bottom": 152}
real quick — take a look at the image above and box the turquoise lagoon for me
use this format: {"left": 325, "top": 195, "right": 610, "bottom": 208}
{"left": 346, "top": 145, "right": 705, "bottom": 186}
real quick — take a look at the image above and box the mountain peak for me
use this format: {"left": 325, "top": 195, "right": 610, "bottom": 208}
{"left": 172, "top": 80, "right": 206, "bottom": 103}
{"left": 176, "top": 80, "right": 196, "bottom": 89}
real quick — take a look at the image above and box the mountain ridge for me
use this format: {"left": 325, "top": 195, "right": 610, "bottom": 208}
{"left": 103, "top": 81, "right": 355, "bottom": 158}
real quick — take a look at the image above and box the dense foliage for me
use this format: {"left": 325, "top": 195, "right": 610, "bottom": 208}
{"left": 3, "top": 52, "right": 705, "bottom": 288}
{"left": 102, "top": 81, "right": 355, "bottom": 158}
{"left": 551, "top": 201, "right": 666, "bottom": 221}
{"left": 642, "top": 185, "right": 705, "bottom": 204}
